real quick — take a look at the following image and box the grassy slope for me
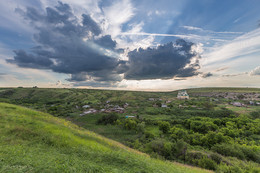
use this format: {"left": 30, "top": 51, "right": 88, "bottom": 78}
{"left": 0, "top": 103, "right": 210, "bottom": 173}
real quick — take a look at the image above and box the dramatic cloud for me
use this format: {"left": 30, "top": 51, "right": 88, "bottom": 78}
{"left": 250, "top": 66, "right": 260, "bottom": 75}
{"left": 6, "top": 1, "right": 202, "bottom": 87}
{"left": 7, "top": 1, "right": 123, "bottom": 83}
{"left": 124, "top": 39, "right": 201, "bottom": 80}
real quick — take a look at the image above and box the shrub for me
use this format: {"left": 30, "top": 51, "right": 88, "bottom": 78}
{"left": 172, "top": 139, "right": 188, "bottom": 159}
{"left": 169, "top": 127, "right": 189, "bottom": 142}
{"left": 212, "top": 143, "right": 260, "bottom": 163}
{"left": 198, "top": 156, "right": 217, "bottom": 170}
{"left": 237, "top": 94, "right": 245, "bottom": 100}
{"left": 144, "top": 131, "right": 155, "bottom": 139}
{"left": 136, "top": 122, "right": 145, "bottom": 133}
{"left": 211, "top": 143, "right": 245, "bottom": 160}
{"left": 250, "top": 111, "right": 260, "bottom": 119}
{"left": 124, "top": 119, "right": 137, "bottom": 130}
{"left": 159, "top": 121, "right": 171, "bottom": 134}
{"left": 97, "top": 113, "right": 119, "bottom": 125}
{"left": 210, "top": 153, "right": 222, "bottom": 164}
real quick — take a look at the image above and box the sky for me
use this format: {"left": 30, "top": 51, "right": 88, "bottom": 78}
{"left": 0, "top": 0, "right": 260, "bottom": 91}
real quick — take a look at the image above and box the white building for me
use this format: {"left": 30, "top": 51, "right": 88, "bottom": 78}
{"left": 82, "top": 105, "right": 91, "bottom": 108}
{"left": 232, "top": 102, "right": 242, "bottom": 107}
{"left": 177, "top": 90, "right": 189, "bottom": 99}
{"left": 161, "top": 104, "right": 167, "bottom": 108}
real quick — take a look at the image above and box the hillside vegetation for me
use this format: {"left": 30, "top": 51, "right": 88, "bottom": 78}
{"left": 0, "top": 87, "right": 260, "bottom": 172}
{"left": 0, "top": 102, "right": 210, "bottom": 173}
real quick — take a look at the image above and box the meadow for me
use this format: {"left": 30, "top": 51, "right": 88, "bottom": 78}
{"left": 0, "top": 102, "right": 210, "bottom": 173}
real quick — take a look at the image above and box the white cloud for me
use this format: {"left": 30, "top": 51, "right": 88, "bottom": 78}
{"left": 120, "top": 32, "right": 202, "bottom": 40}
{"left": 182, "top": 25, "right": 203, "bottom": 31}
{"left": 182, "top": 25, "right": 243, "bottom": 34}
{"left": 250, "top": 66, "right": 260, "bottom": 75}
{"left": 103, "top": 0, "right": 135, "bottom": 37}
{"left": 202, "top": 28, "right": 260, "bottom": 66}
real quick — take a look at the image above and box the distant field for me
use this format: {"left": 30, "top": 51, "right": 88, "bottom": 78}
{"left": 185, "top": 87, "right": 260, "bottom": 94}
{"left": 0, "top": 102, "right": 210, "bottom": 173}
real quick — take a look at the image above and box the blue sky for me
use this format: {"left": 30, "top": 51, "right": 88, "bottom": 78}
{"left": 0, "top": 0, "right": 260, "bottom": 90}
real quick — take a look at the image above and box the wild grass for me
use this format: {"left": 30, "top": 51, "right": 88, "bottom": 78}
{"left": 0, "top": 102, "right": 211, "bottom": 173}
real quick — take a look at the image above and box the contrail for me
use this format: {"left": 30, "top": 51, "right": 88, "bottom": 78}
{"left": 119, "top": 32, "right": 201, "bottom": 39}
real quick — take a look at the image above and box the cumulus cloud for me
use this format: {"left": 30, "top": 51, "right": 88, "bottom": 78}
{"left": 124, "top": 39, "right": 201, "bottom": 80}
{"left": 6, "top": 1, "right": 202, "bottom": 87}
{"left": 250, "top": 66, "right": 260, "bottom": 75}
{"left": 7, "top": 1, "right": 123, "bottom": 83}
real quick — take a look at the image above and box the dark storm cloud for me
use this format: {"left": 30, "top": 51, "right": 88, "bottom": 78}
{"left": 82, "top": 14, "right": 101, "bottom": 35}
{"left": 7, "top": 2, "right": 202, "bottom": 87}
{"left": 7, "top": 50, "right": 53, "bottom": 69}
{"left": 7, "top": 1, "right": 121, "bottom": 82}
{"left": 124, "top": 39, "right": 200, "bottom": 80}
{"left": 73, "top": 81, "right": 119, "bottom": 88}
{"left": 68, "top": 72, "right": 89, "bottom": 82}
{"left": 94, "top": 35, "right": 116, "bottom": 49}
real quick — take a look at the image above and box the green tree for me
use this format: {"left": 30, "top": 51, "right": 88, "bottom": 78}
{"left": 159, "top": 121, "right": 171, "bottom": 134}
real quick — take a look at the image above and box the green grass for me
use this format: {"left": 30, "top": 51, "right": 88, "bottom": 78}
{"left": 218, "top": 104, "right": 260, "bottom": 114}
{"left": 0, "top": 102, "right": 211, "bottom": 173}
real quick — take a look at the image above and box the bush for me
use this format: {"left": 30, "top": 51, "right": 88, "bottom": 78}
{"left": 250, "top": 111, "right": 260, "bottom": 119}
{"left": 169, "top": 127, "right": 189, "bottom": 142}
{"left": 144, "top": 131, "right": 155, "bottom": 139}
{"left": 211, "top": 143, "right": 245, "bottom": 160}
{"left": 145, "top": 139, "right": 173, "bottom": 159}
{"left": 136, "top": 122, "right": 145, "bottom": 133}
{"left": 159, "top": 121, "right": 171, "bottom": 134}
{"left": 172, "top": 139, "right": 187, "bottom": 160}
{"left": 237, "top": 94, "right": 245, "bottom": 100}
{"left": 97, "top": 113, "right": 119, "bottom": 125}
{"left": 212, "top": 143, "right": 260, "bottom": 163}
{"left": 124, "top": 119, "right": 137, "bottom": 130}
{"left": 210, "top": 153, "right": 222, "bottom": 164}
{"left": 198, "top": 156, "right": 217, "bottom": 170}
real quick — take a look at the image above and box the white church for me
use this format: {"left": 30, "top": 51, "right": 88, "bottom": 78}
{"left": 177, "top": 90, "right": 189, "bottom": 99}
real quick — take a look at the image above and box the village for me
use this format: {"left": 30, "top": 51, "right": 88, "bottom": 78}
{"left": 79, "top": 90, "right": 260, "bottom": 117}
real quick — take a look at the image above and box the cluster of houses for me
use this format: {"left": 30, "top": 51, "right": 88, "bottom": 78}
{"left": 232, "top": 101, "right": 260, "bottom": 107}
{"left": 79, "top": 89, "right": 259, "bottom": 116}
{"left": 149, "top": 90, "right": 190, "bottom": 108}
{"left": 79, "top": 102, "right": 128, "bottom": 116}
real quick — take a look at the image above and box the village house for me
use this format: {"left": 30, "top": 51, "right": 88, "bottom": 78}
{"left": 125, "top": 115, "right": 135, "bottom": 118}
{"left": 80, "top": 109, "right": 97, "bottom": 116}
{"left": 161, "top": 104, "right": 167, "bottom": 108}
{"left": 148, "top": 98, "right": 155, "bottom": 101}
{"left": 177, "top": 90, "right": 189, "bottom": 99}
{"left": 249, "top": 101, "right": 255, "bottom": 105}
{"left": 82, "top": 105, "right": 91, "bottom": 108}
{"left": 232, "top": 102, "right": 243, "bottom": 107}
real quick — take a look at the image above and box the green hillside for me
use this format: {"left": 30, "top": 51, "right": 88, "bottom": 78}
{"left": 0, "top": 102, "right": 210, "bottom": 173}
